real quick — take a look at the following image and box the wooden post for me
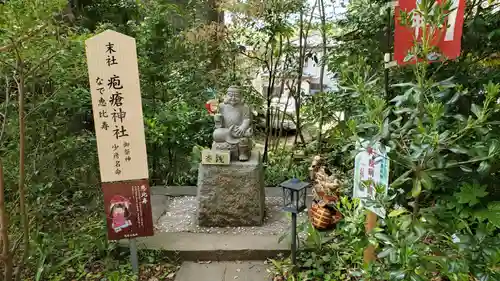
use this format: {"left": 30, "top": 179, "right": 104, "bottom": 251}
{"left": 129, "top": 238, "right": 139, "bottom": 274}
{"left": 363, "top": 211, "right": 377, "bottom": 264}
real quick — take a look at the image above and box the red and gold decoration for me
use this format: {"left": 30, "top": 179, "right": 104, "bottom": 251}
{"left": 205, "top": 98, "right": 219, "bottom": 115}
{"left": 204, "top": 87, "right": 219, "bottom": 116}
{"left": 310, "top": 201, "right": 342, "bottom": 230}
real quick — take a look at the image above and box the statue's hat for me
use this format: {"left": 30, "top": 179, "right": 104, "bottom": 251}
{"left": 227, "top": 85, "right": 240, "bottom": 92}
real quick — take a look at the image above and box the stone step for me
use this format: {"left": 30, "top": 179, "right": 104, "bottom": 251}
{"left": 174, "top": 261, "right": 270, "bottom": 281}
{"left": 130, "top": 232, "right": 290, "bottom": 261}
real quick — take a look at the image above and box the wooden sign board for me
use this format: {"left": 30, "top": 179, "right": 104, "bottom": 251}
{"left": 102, "top": 179, "right": 154, "bottom": 240}
{"left": 201, "top": 149, "right": 231, "bottom": 165}
{"left": 85, "top": 30, "right": 149, "bottom": 183}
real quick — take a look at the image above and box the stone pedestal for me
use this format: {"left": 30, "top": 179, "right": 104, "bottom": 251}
{"left": 197, "top": 150, "right": 265, "bottom": 227}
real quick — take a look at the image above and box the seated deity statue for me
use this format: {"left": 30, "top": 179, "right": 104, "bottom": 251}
{"left": 212, "top": 86, "right": 253, "bottom": 161}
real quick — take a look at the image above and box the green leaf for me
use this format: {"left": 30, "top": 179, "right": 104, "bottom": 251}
{"left": 459, "top": 165, "right": 473, "bottom": 172}
{"left": 446, "top": 92, "right": 461, "bottom": 105}
{"left": 390, "top": 170, "right": 412, "bottom": 188}
{"left": 303, "top": 259, "right": 313, "bottom": 267}
{"left": 388, "top": 208, "right": 409, "bottom": 217}
{"left": 449, "top": 146, "right": 469, "bottom": 154}
{"left": 475, "top": 202, "right": 500, "bottom": 227}
{"left": 471, "top": 104, "right": 482, "bottom": 118}
{"left": 390, "top": 94, "right": 407, "bottom": 106}
{"left": 374, "top": 233, "right": 395, "bottom": 245}
{"left": 409, "top": 273, "right": 425, "bottom": 281}
{"left": 453, "top": 114, "right": 467, "bottom": 122}
{"left": 488, "top": 29, "right": 500, "bottom": 40}
{"left": 477, "top": 161, "right": 491, "bottom": 175}
{"left": 389, "top": 270, "right": 406, "bottom": 280}
{"left": 412, "top": 179, "right": 422, "bottom": 198}
{"left": 377, "top": 247, "right": 395, "bottom": 258}
{"left": 488, "top": 140, "right": 499, "bottom": 156}
{"left": 419, "top": 171, "right": 434, "bottom": 190}
{"left": 455, "top": 183, "right": 489, "bottom": 207}
{"left": 392, "top": 82, "right": 416, "bottom": 88}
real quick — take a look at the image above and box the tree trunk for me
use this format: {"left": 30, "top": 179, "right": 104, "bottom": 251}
{"left": 14, "top": 60, "right": 29, "bottom": 281}
{"left": 262, "top": 51, "right": 275, "bottom": 163}
{"left": 0, "top": 160, "right": 13, "bottom": 281}
{"left": 269, "top": 35, "right": 284, "bottom": 151}
{"left": 207, "top": 0, "right": 224, "bottom": 71}
{"left": 293, "top": 0, "right": 317, "bottom": 146}
{"left": 294, "top": 7, "right": 305, "bottom": 147}
{"left": 317, "top": 0, "right": 327, "bottom": 153}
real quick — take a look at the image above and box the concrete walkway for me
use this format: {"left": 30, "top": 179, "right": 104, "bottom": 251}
{"left": 175, "top": 261, "right": 270, "bottom": 281}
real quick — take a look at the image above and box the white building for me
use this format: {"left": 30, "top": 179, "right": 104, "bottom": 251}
{"left": 252, "top": 31, "right": 339, "bottom": 97}
{"left": 251, "top": 31, "right": 340, "bottom": 130}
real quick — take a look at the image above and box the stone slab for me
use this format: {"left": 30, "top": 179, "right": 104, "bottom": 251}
{"left": 175, "top": 262, "right": 226, "bottom": 281}
{"left": 130, "top": 232, "right": 289, "bottom": 261}
{"left": 175, "top": 261, "right": 269, "bottom": 281}
{"left": 197, "top": 151, "right": 265, "bottom": 227}
{"left": 224, "top": 261, "right": 269, "bottom": 281}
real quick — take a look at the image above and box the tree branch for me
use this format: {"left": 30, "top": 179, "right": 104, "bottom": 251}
{"left": 25, "top": 86, "right": 61, "bottom": 118}
{"left": 239, "top": 50, "right": 270, "bottom": 71}
{"left": 0, "top": 76, "right": 9, "bottom": 144}
{"left": 26, "top": 51, "right": 59, "bottom": 77}
{"left": 0, "top": 23, "right": 48, "bottom": 53}
{"left": 13, "top": 53, "right": 29, "bottom": 281}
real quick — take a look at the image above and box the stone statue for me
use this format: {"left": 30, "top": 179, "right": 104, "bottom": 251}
{"left": 212, "top": 86, "right": 253, "bottom": 161}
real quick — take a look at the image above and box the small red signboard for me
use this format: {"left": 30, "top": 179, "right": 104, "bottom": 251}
{"left": 394, "top": 0, "right": 466, "bottom": 65}
{"left": 102, "top": 179, "right": 154, "bottom": 240}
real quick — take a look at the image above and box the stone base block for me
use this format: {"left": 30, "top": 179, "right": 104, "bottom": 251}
{"left": 197, "top": 151, "right": 265, "bottom": 227}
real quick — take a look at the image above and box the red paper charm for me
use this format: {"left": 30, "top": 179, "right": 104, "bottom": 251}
{"left": 205, "top": 99, "right": 219, "bottom": 115}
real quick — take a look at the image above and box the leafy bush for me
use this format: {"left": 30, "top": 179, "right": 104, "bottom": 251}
{"left": 278, "top": 1, "right": 500, "bottom": 280}
{"left": 264, "top": 149, "right": 310, "bottom": 186}
{"left": 0, "top": 0, "right": 226, "bottom": 279}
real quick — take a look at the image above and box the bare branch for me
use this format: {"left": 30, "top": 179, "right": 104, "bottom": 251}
{"left": 26, "top": 51, "right": 60, "bottom": 77}
{"left": 0, "top": 76, "right": 9, "bottom": 143}
{"left": 239, "top": 51, "right": 270, "bottom": 71}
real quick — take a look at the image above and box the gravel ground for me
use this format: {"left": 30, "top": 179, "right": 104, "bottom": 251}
{"left": 156, "top": 196, "right": 308, "bottom": 236}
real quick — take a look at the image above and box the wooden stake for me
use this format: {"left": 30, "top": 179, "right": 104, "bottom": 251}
{"left": 363, "top": 211, "right": 377, "bottom": 264}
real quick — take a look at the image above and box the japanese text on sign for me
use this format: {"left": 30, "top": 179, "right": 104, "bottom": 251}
{"left": 353, "top": 139, "right": 390, "bottom": 218}
{"left": 85, "top": 30, "right": 149, "bottom": 182}
{"left": 201, "top": 149, "right": 231, "bottom": 165}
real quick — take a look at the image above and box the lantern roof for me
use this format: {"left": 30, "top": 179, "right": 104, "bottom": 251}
{"left": 280, "top": 178, "right": 309, "bottom": 191}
